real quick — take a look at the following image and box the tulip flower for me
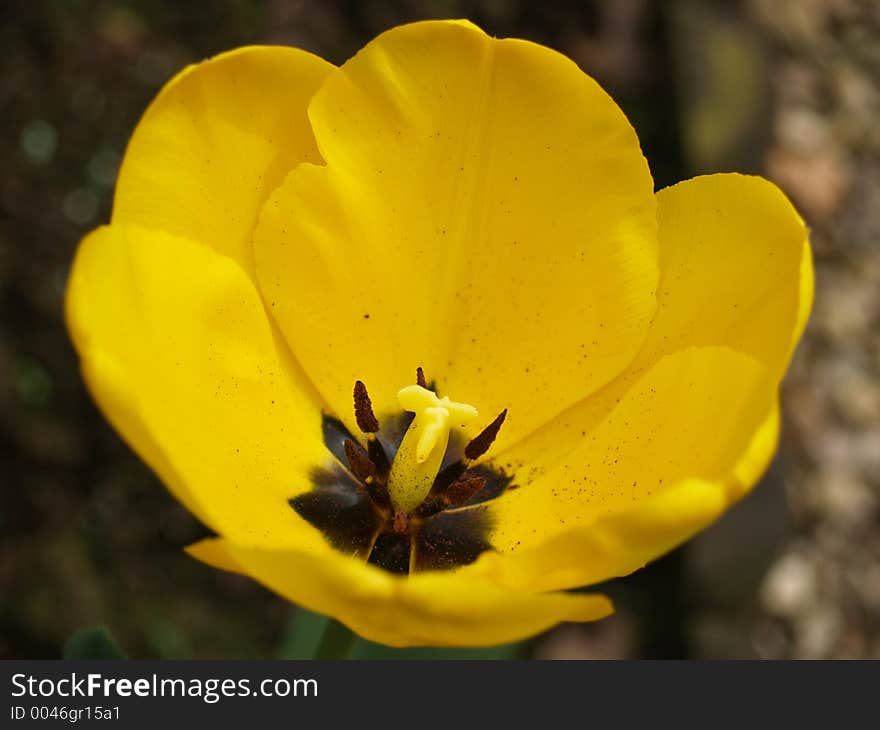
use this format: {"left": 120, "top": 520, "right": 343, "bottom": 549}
{"left": 66, "top": 20, "right": 812, "bottom": 648}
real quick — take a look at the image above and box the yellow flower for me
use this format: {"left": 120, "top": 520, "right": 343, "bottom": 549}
{"left": 65, "top": 20, "right": 812, "bottom": 648}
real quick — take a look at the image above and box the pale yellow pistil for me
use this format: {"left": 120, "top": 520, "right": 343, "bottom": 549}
{"left": 386, "top": 385, "right": 478, "bottom": 513}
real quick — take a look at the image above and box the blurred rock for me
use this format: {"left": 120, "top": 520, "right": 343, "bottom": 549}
{"left": 796, "top": 605, "right": 843, "bottom": 658}
{"left": 761, "top": 547, "right": 819, "bottom": 618}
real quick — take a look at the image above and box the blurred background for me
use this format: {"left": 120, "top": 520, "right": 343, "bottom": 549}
{"left": 1, "top": 0, "right": 878, "bottom": 659}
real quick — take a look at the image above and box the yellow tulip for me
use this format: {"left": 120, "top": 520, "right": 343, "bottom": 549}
{"left": 65, "top": 20, "right": 812, "bottom": 647}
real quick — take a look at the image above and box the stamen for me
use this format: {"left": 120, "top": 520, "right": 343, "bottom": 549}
{"left": 416, "top": 366, "right": 428, "bottom": 389}
{"left": 413, "top": 475, "right": 488, "bottom": 518}
{"left": 444, "top": 476, "right": 487, "bottom": 507}
{"left": 431, "top": 461, "right": 468, "bottom": 496}
{"left": 344, "top": 438, "right": 391, "bottom": 509}
{"left": 368, "top": 437, "right": 391, "bottom": 479}
{"left": 464, "top": 409, "right": 508, "bottom": 461}
{"left": 343, "top": 438, "right": 375, "bottom": 483}
{"left": 425, "top": 410, "right": 508, "bottom": 498}
{"left": 353, "top": 380, "right": 379, "bottom": 434}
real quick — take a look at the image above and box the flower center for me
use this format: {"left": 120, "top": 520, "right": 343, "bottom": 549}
{"left": 290, "top": 368, "right": 512, "bottom": 574}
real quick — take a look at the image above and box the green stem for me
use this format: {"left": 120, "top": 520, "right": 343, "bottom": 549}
{"left": 313, "top": 618, "right": 358, "bottom": 660}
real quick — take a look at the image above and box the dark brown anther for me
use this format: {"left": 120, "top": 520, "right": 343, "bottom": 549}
{"left": 353, "top": 380, "right": 379, "bottom": 434}
{"left": 430, "top": 461, "right": 467, "bottom": 497}
{"left": 349, "top": 443, "right": 391, "bottom": 509}
{"left": 444, "top": 476, "right": 487, "bottom": 507}
{"left": 416, "top": 366, "right": 428, "bottom": 389}
{"left": 365, "top": 478, "right": 392, "bottom": 511}
{"left": 367, "top": 438, "right": 391, "bottom": 479}
{"left": 464, "top": 409, "right": 508, "bottom": 461}
{"left": 392, "top": 510, "right": 409, "bottom": 534}
{"left": 343, "top": 439, "right": 375, "bottom": 484}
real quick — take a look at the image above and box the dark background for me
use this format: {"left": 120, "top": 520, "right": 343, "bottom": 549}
{"left": 1, "top": 0, "right": 878, "bottom": 659}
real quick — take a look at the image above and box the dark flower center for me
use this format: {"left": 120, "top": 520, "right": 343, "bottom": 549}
{"left": 290, "top": 370, "right": 513, "bottom": 574}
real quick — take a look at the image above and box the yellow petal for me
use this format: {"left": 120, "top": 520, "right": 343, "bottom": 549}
{"left": 220, "top": 538, "right": 612, "bottom": 647}
{"left": 66, "top": 224, "right": 329, "bottom": 549}
{"left": 643, "top": 173, "right": 812, "bottom": 379}
{"left": 477, "top": 403, "right": 779, "bottom": 593}
{"left": 486, "top": 346, "right": 775, "bottom": 556}
{"left": 254, "top": 20, "right": 658, "bottom": 448}
{"left": 185, "top": 537, "right": 245, "bottom": 574}
{"left": 113, "top": 46, "right": 334, "bottom": 278}
{"left": 79, "top": 346, "right": 206, "bottom": 522}
{"left": 494, "top": 173, "right": 810, "bottom": 476}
